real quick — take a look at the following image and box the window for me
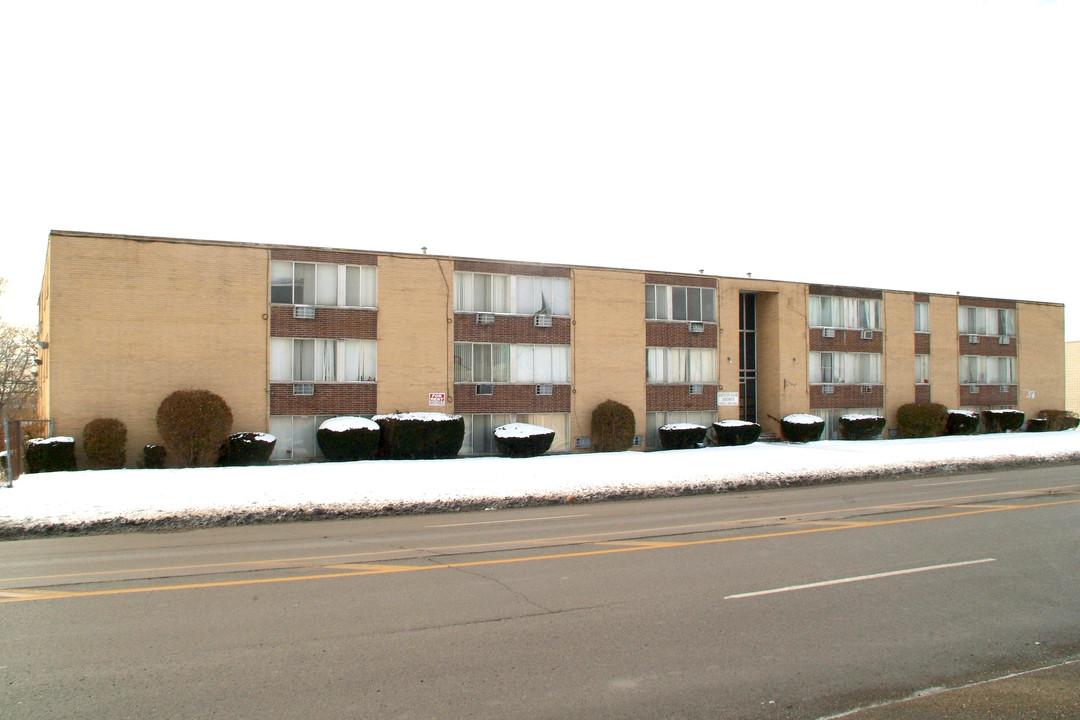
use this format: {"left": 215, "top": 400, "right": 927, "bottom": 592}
{"left": 645, "top": 411, "right": 716, "bottom": 449}
{"left": 959, "top": 356, "right": 1016, "bottom": 385}
{"left": 915, "top": 354, "right": 930, "bottom": 384}
{"left": 809, "top": 352, "right": 882, "bottom": 384}
{"left": 816, "top": 407, "right": 883, "bottom": 441}
{"left": 271, "top": 261, "right": 376, "bottom": 307}
{"left": 272, "top": 338, "right": 376, "bottom": 382}
{"left": 646, "top": 285, "right": 716, "bottom": 322}
{"left": 809, "top": 296, "right": 882, "bottom": 330}
{"left": 460, "top": 413, "right": 570, "bottom": 454}
{"left": 454, "top": 272, "right": 569, "bottom": 315}
{"left": 915, "top": 303, "right": 929, "bottom": 333}
{"left": 646, "top": 348, "right": 717, "bottom": 384}
{"left": 958, "top": 306, "right": 1015, "bottom": 336}
{"left": 270, "top": 415, "right": 335, "bottom": 460}
{"left": 454, "top": 343, "right": 569, "bottom": 383}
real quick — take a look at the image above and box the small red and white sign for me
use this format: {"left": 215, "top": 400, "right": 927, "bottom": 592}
{"left": 429, "top": 392, "right": 446, "bottom": 407}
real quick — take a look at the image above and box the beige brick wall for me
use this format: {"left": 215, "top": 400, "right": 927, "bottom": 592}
{"left": 376, "top": 255, "right": 456, "bottom": 414}
{"left": 928, "top": 294, "right": 959, "bottom": 407}
{"left": 41, "top": 233, "right": 270, "bottom": 466}
{"left": 1017, "top": 302, "right": 1065, "bottom": 416}
{"left": 884, "top": 291, "right": 916, "bottom": 427}
{"left": 572, "top": 268, "right": 647, "bottom": 448}
{"left": 1066, "top": 341, "right": 1080, "bottom": 414}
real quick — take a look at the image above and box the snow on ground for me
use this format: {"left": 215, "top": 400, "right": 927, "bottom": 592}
{"left": 2, "top": 431, "right": 1078, "bottom": 537}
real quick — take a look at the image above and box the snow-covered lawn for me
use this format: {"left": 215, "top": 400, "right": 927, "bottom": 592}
{"left": 2, "top": 431, "right": 1078, "bottom": 536}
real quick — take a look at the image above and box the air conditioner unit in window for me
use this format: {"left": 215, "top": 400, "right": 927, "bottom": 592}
{"left": 533, "top": 314, "right": 553, "bottom": 328}
{"left": 860, "top": 384, "right": 873, "bottom": 394}
{"left": 476, "top": 313, "right": 495, "bottom": 325}
{"left": 968, "top": 335, "right": 980, "bottom": 344}
{"left": 821, "top": 328, "right": 836, "bottom": 338}
{"left": 475, "top": 384, "right": 493, "bottom": 395}
{"left": 292, "top": 383, "right": 315, "bottom": 396}
{"left": 969, "top": 385, "right": 980, "bottom": 394}
{"left": 860, "top": 330, "right": 873, "bottom": 340}
{"left": 688, "top": 322, "right": 705, "bottom": 333}
{"left": 998, "top": 336, "right": 1010, "bottom": 345}
{"left": 535, "top": 383, "right": 553, "bottom": 396}
{"left": 999, "top": 385, "right": 1010, "bottom": 392}
{"left": 575, "top": 437, "right": 592, "bottom": 450}
{"left": 294, "top": 305, "right": 316, "bottom": 319}
{"left": 822, "top": 384, "right": 834, "bottom": 394}
{"left": 689, "top": 384, "right": 704, "bottom": 395}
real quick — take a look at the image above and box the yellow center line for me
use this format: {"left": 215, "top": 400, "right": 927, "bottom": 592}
{"left": 2, "top": 496, "right": 1077, "bottom": 604}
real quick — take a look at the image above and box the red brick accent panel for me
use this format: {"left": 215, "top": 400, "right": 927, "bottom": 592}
{"left": 915, "top": 385, "right": 932, "bottom": 404}
{"left": 270, "top": 383, "right": 377, "bottom": 415}
{"left": 809, "top": 284, "right": 883, "bottom": 300}
{"left": 452, "top": 384, "right": 571, "bottom": 413}
{"left": 915, "top": 333, "right": 931, "bottom": 354}
{"left": 810, "top": 384, "right": 884, "bottom": 409}
{"left": 958, "top": 385, "right": 1017, "bottom": 406}
{"left": 957, "top": 335, "right": 1017, "bottom": 357}
{"left": 958, "top": 297, "right": 1017, "bottom": 310}
{"left": 454, "top": 313, "right": 571, "bottom": 344}
{"left": 271, "top": 306, "right": 378, "bottom": 339}
{"left": 645, "top": 321, "right": 718, "bottom": 349}
{"left": 914, "top": 293, "right": 930, "bottom": 303}
{"left": 809, "top": 329, "right": 884, "bottom": 353}
{"left": 646, "top": 384, "right": 719, "bottom": 412}
{"left": 454, "top": 260, "right": 571, "bottom": 277}
{"left": 644, "top": 273, "right": 717, "bottom": 290}
{"left": 271, "top": 248, "right": 378, "bottom": 266}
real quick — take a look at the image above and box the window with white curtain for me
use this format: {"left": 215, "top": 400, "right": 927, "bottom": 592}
{"left": 958, "top": 306, "right": 1015, "bottom": 336}
{"left": 809, "top": 296, "right": 882, "bottom": 330}
{"left": 271, "top": 261, "right": 377, "bottom": 307}
{"left": 809, "top": 352, "right": 882, "bottom": 384}
{"left": 959, "top": 356, "right": 1016, "bottom": 384}
{"left": 915, "top": 354, "right": 930, "bottom": 384}
{"left": 454, "top": 272, "right": 569, "bottom": 315}
{"left": 454, "top": 343, "right": 569, "bottom": 383}
{"left": 270, "top": 415, "right": 335, "bottom": 460}
{"left": 645, "top": 411, "right": 717, "bottom": 449}
{"left": 915, "top": 303, "right": 929, "bottom": 333}
{"left": 646, "top": 348, "right": 717, "bottom": 384}
{"left": 343, "top": 339, "right": 377, "bottom": 382}
{"left": 272, "top": 338, "right": 376, "bottom": 382}
{"left": 646, "top": 285, "right": 716, "bottom": 322}
{"left": 459, "top": 413, "right": 570, "bottom": 455}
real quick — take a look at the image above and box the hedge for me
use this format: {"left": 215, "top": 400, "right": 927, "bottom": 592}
{"left": 657, "top": 424, "right": 707, "bottom": 450}
{"left": 705, "top": 420, "right": 761, "bottom": 447}
{"left": 781, "top": 414, "right": 824, "bottom": 443}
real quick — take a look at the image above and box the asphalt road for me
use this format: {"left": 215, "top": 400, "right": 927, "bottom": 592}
{"left": 2, "top": 465, "right": 1078, "bottom": 719}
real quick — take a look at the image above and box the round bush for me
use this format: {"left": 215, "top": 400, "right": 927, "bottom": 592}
{"left": 657, "top": 424, "right": 707, "bottom": 450}
{"left": 156, "top": 389, "right": 233, "bottom": 467}
{"left": 83, "top": 417, "right": 128, "bottom": 469}
{"left": 317, "top": 417, "right": 381, "bottom": 461}
{"left": 897, "top": 402, "right": 948, "bottom": 438}
{"left": 217, "top": 432, "right": 276, "bottom": 466}
{"left": 780, "top": 414, "right": 824, "bottom": 443}
{"left": 839, "top": 414, "right": 886, "bottom": 441}
{"left": 705, "top": 420, "right": 761, "bottom": 447}
{"left": 945, "top": 410, "right": 979, "bottom": 436}
{"left": 143, "top": 444, "right": 167, "bottom": 469}
{"left": 494, "top": 423, "right": 556, "bottom": 457}
{"left": 1038, "top": 410, "right": 1079, "bottom": 432}
{"left": 375, "top": 413, "right": 465, "bottom": 459}
{"left": 591, "top": 400, "right": 636, "bottom": 452}
{"left": 25, "top": 437, "right": 77, "bottom": 473}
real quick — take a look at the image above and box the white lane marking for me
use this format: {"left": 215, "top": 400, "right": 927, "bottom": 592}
{"left": 427, "top": 513, "right": 590, "bottom": 528}
{"left": 724, "top": 558, "right": 996, "bottom": 600}
{"left": 915, "top": 477, "right": 992, "bottom": 487}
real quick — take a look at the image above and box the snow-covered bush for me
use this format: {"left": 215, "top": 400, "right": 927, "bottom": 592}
{"left": 839, "top": 414, "right": 885, "bottom": 441}
{"left": 1038, "top": 409, "right": 1078, "bottom": 432}
{"left": 217, "top": 432, "right": 276, "bottom": 466}
{"left": 375, "top": 412, "right": 465, "bottom": 459}
{"left": 897, "top": 402, "right": 948, "bottom": 438}
{"left": 317, "top": 417, "right": 380, "bottom": 461}
{"left": 1025, "top": 417, "right": 1049, "bottom": 432}
{"left": 705, "top": 420, "right": 760, "bottom": 447}
{"left": 657, "top": 423, "right": 707, "bottom": 450}
{"left": 25, "top": 436, "right": 77, "bottom": 473}
{"left": 982, "top": 409, "right": 1024, "bottom": 433}
{"left": 143, "top": 444, "right": 167, "bottom": 469}
{"left": 83, "top": 417, "right": 127, "bottom": 469}
{"left": 494, "top": 423, "right": 555, "bottom": 457}
{"left": 591, "top": 400, "right": 636, "bottom": 452}
{"left": 156, "top": 389, "right": 234, "bottom": 467}
{"left": 781, "top": 414, "right": 824, "bottom": 443}
{"left": 945, "top": 410, "right": 979, "bottom": 436}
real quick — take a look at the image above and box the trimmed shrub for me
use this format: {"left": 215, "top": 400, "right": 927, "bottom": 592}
{"left": 317, "top": 417, "right": 381, "bottom": 461}
{"left": 1025, "top": 417, "right": 1049, "bottom": 432}
{"left": 156, "top": 389, "right": 234, "bottom": 467}
{"left": 25, "top": 437, "right": 77, "bottom": 473}
{"left": 217, "top": 432, "right": 276, "bottom": 466}
{"left": 657, "top": 424, "right": 707, "bottom": 450}
{"left": 591, "top": 400, "right": 636, "bottom": 452}
{"left": 839, "top": 414, "right": 886, "bottom": 441}
{"left": 897, "top": 402, "right": 948, "bottom": 438}
{"left": 781, "top": 414, "right": 824, "bottom": 443}
{"left": 375, "top": 412, "right": 465, "bottom": 459}
{"left": 143, "top": 444, "right": 167, "bottom": 469}
{"left": 945, "top": 410, "right": 979, "bottom": 436}
{"left": 705, "top": 420, "right": 761, "bottom": 447}
{"left": 983, "top": 409, "right": 1024, "bottom": 433}
{"left": 494, "top": 423, "right": 556, "bottom": 458}
{"left": 83, "top": 417, "right": 127, "bottom": 469}
{"left": 1039, "top": 410, "right": 1079, "bottom": 432}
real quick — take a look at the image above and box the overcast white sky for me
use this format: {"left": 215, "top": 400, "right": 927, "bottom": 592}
{"left": 2, "top": 1, "right": 1078, "bottom": 339}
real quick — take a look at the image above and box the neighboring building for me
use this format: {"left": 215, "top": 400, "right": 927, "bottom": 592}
{"left": 1067, "top": 341, "right": 1080, "bottom": 415}
{"left": 36, "top": 231, "right": 1067, "bottom": 466}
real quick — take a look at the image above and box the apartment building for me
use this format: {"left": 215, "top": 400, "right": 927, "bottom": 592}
{"left": 37, "top": 231, "right": 1066, "bottom": 466}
